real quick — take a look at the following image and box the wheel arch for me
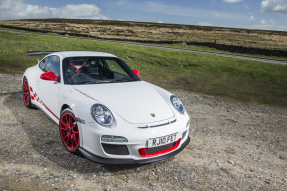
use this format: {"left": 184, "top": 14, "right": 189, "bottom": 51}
{"left": 60, "top": 102, "right": 79, "bottom": 119}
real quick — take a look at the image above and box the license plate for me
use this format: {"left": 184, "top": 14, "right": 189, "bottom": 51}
{"left": 148, "top": 133, "right": 177, "bottom": 148}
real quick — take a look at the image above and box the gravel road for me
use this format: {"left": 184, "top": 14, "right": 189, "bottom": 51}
{"left": 0, "top": 74, "right": 286, "bottom": 191}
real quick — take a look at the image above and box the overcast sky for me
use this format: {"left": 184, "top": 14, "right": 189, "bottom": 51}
{"left": 0, "top": 0, "right": 286, "bottom": 31}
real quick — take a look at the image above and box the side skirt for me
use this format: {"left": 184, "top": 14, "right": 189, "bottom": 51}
{"left": 32, "top": 104, "right": 58, "bottom": 125}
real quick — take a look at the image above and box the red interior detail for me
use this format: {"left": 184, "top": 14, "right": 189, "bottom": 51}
{"left": 138, "top": 138, "right": 181, "bottom": 157}
{"left": 25, "top": 51, "right": 28, "bottom": 57}
{"left": 40, "top": 72, "right": 59, "bottom": 81}
{"left": 132, "top": 69, "right": 139, "bottom": 76}
{"left": 69, "top": 61, "right": 87, "bottom": 74}
{"left": 60, "top": 113, "right": 80, "bottom": 151}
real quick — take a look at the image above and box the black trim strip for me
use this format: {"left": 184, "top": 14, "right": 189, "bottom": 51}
{"left": 79, "top": 136, "right": 190, "bottom": 164}
{"left": 26, "top": 51, "right": 58, "bottom": 56}
{"left": 32, "top": 104, "right": 58, "bottom": 125}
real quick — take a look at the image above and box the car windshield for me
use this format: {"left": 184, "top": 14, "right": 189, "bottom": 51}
{"left": 62, "top": 57, "right": 140, "bottom": 85}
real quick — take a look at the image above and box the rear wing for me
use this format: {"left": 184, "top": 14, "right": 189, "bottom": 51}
{"left": 25, "top": 51, "right": 58, "bottom": 62}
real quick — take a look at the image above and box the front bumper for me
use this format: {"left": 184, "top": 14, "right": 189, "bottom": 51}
{"left": 79, "top": 136, "right": 190, "bottom": 164}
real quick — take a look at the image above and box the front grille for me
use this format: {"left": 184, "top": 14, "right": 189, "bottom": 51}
{"left": 145, "top": 142, "right": 174, "bottom": 154}
{"left": 102, "top": 143, "right": 129, "bottom": 155}
{"left": 138, "top": 138, "right": 181, "bottom": 157}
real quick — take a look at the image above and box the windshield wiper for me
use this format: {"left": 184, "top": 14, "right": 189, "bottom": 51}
{"left": 85, "top": 78, "right": 138, "bottom": 84}
{"left": 116, "top": 78, "right": 138, "bottom": 82}
{"left": 85, "top": 80, "right": 114, "bottom": 84}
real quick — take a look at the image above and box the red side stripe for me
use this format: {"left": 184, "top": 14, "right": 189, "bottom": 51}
{"left": 29, "top": 86, "right": 59, "bottom": 120}
{"left": 76, "top": 89, "right": 99, "bottom": 102}
{"left": 41, "top": 101, "right": 59, "bottom": 120}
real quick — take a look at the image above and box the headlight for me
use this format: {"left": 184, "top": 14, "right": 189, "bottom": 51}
{"left": 91, "top": 104, "right": 114, "bottom": 127}
{"left": 170, "top": 95, "right": 185, "bottom": 114}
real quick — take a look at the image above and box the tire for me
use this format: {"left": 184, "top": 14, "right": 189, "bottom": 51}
{"left": 22, "top": 77, "right": 32, "bottom": 108}
{"left": 59, "top": 108, "right": 80, "bottom": 153}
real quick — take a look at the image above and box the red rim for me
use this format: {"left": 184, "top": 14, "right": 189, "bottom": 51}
{"left": 60, "top": 113, "right": 79, "bottom": 151}
{"left": 23, "top": 80, "right": 29, "bottom": 105}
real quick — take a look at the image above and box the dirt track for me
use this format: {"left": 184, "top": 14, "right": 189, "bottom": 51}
{"left": 0, "top": 74, "right": 286, "bottom": 190}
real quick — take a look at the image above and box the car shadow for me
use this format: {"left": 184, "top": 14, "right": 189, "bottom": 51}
{"left": 3, "top": 91, "right": 173, "bottom": 174}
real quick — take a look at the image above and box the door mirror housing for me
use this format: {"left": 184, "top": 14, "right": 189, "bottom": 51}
{"left": 40, "top": 72, "right": 59, "bottom": 81}
{"left": 132, "top": 69, "right": 139, "bottom": 76}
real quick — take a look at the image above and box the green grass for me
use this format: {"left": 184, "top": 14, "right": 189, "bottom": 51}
{"left": 0, "top": 30, "right": 287, "bottom": 107}
{"left": 1, "top": 26, "right": 287, "bottom": 61}
{"left": 159, "top": 43, "right": 287, "bottom": 61}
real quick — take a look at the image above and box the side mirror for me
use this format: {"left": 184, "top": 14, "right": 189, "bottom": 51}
{"left": 132, "top": 69, "right": 139, "bottom": 76}
{"left": 40, "top": 72, "right": 59, "bottom": 81}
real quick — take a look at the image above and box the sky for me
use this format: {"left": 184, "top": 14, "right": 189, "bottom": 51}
{"left": 0, "top": 0, "right": 286, "bottom": 31}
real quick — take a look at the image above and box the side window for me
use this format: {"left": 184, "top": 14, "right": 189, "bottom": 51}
{"left": 39, "top": 57, "right": 49, "bottom": 72}
{"left": 45, "top": 56, "right": 60, "bottom": 77}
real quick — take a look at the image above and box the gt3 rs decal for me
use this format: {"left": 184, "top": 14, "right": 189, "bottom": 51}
{"left": 30, "top": 86, "right": 59, "bottom": 120}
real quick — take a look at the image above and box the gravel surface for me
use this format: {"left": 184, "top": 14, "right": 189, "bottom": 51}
{"left": 0, "top": 74, "right": 286, "bottom": 191}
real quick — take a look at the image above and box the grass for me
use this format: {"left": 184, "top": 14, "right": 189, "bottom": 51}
{"left": 159, "top": 43, "right": 287, "bottom": 61}
{"left": 1, "top": 26, "right": 286, "bottom": 61}
{"left": 0, "top": 30, "right": 287, "bottom": 107}
{"left": 1, "top": 19, "right": 287, "bottom": 51}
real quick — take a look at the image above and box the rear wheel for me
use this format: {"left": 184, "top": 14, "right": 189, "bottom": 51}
{"left": 22, "top": 77, "right": 32, "bottom": 108}
{"left": 59, "top": 108, "right": 80, "bottom": 153}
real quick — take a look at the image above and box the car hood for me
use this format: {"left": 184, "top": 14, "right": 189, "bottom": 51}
{"left": 72, "top": 81, "right": 174, "bottom": 124}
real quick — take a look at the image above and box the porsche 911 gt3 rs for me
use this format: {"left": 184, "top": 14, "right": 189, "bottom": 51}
{"left": 23, "top": 51, "right": 190, "bottom": 164}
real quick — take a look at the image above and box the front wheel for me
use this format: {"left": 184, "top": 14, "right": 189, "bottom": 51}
{"left": 59, "top": 108, "right": 80, "bottom": 153}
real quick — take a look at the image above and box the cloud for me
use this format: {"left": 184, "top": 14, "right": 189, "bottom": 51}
{"left": 198, "top": 21, "right": 214, "bottom": 26}
{"left": 158, "top": 21, "right": 164, "bottom": 23}
{"left": 0, "top": 0, "right": 108, "bottom": 20}
{"left": 250, "top": 18, "right": 285, "bottom": 31}
{"left": 115, "top": 0, "right": 129, "bottom": 7}
{"left": 261, "top": 0, "right": 287, "bottom": 14}
{"left": 261, "top": 19, "right": 276, "bottom": 25}
{"left": 144, "top": 1, "right": 249, "bottom": 21}
{"left": 250, "top": 16, "right": 254, "bottom": 20}
{"left": 223, "top": 0, "right": 243, "bottom": 3}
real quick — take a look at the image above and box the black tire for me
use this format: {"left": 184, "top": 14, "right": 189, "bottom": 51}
{"left": 22, "top": 77, "right": 33, "bottom": 108}
{"left": 59, "top": 108, "right": 80, "bottom": 154}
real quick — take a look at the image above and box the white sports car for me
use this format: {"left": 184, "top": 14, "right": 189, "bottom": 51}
{"left": 23, "top": 51, "right": 190, "bottom": 164}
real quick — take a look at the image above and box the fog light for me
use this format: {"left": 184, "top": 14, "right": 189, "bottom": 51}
{"left": 101, "top": 135, "right": 128, "bottom": 142}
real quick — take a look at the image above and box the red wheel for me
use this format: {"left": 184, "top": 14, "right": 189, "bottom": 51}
{"left": 59, "top": 108, "right": 80, "bottom": 153}
{"left": 22, "top": 77, "right": 32, "bottom": 108}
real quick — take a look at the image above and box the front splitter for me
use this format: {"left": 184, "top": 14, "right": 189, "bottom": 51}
{"left": 79, "top": 136, "right": 190, "bottom": 164}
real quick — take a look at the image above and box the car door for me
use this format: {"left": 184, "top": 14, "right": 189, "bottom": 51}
{"left": 37, "top": 55, "right": 61, "bottom": 120}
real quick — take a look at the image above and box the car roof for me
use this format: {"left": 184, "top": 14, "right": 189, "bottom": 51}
{"left": 51, "top": 51, "right": 118, "bottom": 58}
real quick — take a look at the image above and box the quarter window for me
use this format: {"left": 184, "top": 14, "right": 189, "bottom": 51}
{"left": 39, "top": 56, "right": 60, "bottom": 76}
{"left": 39, "top": 57, "right": 49, "bottom": 72}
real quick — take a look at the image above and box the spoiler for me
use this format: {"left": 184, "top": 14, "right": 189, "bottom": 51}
{"left": 26, "top": 51, "right": 58, "bottom": 62}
